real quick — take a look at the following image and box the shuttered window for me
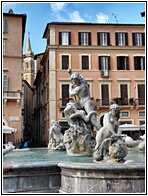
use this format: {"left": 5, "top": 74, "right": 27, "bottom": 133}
{"left": 62, "top": 55, "right": 69, "bottom": 69}
{"left": 98, "top": 32, "right": 110, "bottom": 46}
{"left": 117, "top": 56, "right": 129, "bottom": 70}
{"left": 101, "top": 85, "right": 109, "bottom": 105}
{"left": 116, "top": 32, "right": 128, "bottom": 46}
{"left": 3, "top": 19, "right": 8, "bottom": 33}
{"left": 120, "top": 84, "right": 128, "bottom": 105}
{"left": 79, "top": 32, "right": 91, "bottom": 45}
{"left": 62, "top": 84, "right": 69, "bottom": 106}
{"left": 59, "top": 32, "right": 71, "bottom": 45}
{"left": 138, "top": 84, "right": 145, "bottom": 105}
{"left": 99, "top": 56, "right": 110, "bottom": 76}
{"left": 132, "top": 33, "right": 145, "bottom": 46}
{"left": 82, "top": 55, "right": 89, "bottom": 70}
{"left": 3, "top": 73, "right": 8, "bottom": 91}
{"left": 134, "top": 56, "right": 145, "bottom": 70}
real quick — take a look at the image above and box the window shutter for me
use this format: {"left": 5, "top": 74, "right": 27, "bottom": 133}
{"left": 101, "top": 85, "right": 109, "bottom": 105}
{"left": 107, "top": 32, "right": 110, "bottom": 46}
{"left": 117, "top": 56, "right": 120, "bottom": 70}
{"left": 134, "top": 57, "right": 138, "bottom": 70}
{"left": 59, "top": 32, "right": 62, "bottom": 45}
{"left": 99, "top": 56, "right": 101, "bottom": 70}
{"left": 126, "top": 56, "right": 129, "bottom": 70}
{"left": 78, "top": 32, "right": 81, "bottom": 45}
{"left": 82, "top": 56, "right": 89, "bottom": 70}
{"left": 125, "top": 33, "right": 128, "bottom": 46}
{"left": 132, "top": 33, "right": 135, "bottom": 46}
{"left": 108, "top": 56, "right": 110, "bottom": 70}
{"left": 3, "top": 19, "right": 8, "bottom": 33}
{"left": 138, "top": 84, "right": 145, "bottom": 105}
{"left": 97, "top": 32, "right": 100, "bottom": 45}
{"left": 142, "top": 33, "right": 145, "bottom": 46}
{"left": 88, "top": 32, "right": 91, "bottom": 45}
{"left": 115, "top": 33, "right": 118, "bottom": 45}
{"left": 143, "top": 57, "right": 145, "bottom": 70}
{"left": 121, "top": 84, "right": 128, "bottom": 100}
{"left": 69, "top": 32, "right": 71, "bottom": 45}
{"left": 62, "top": 56, "right": 67, "bottom": 69}
{"left": 62, "top": 84, "right": 69, "bottom": 106}
{"left": 3, "top": 74, "right": 8, "bottom": 91}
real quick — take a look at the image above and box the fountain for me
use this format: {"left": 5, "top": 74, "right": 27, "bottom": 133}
{"left": 3, "top": 70, "right": 145, "bottom": 193}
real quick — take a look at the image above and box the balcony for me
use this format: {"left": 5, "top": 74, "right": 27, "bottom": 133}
{"left": 3, "top": 91, "right": 22, "bottom": 107}
{"left": 94, "top": 97, "right": 145, "bottom": 110}
{"left": 57, "top": 97, "right": 145, "bottom": 111}
{"left": 58, "top": 98, "right": 74, "bottom": 111}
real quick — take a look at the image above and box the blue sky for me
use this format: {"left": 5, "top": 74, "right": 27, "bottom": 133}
{"left": 3, "top": 1, "right": 145, "bottom": 55}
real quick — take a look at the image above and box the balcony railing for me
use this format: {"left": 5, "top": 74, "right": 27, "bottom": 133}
{"left": 3, "top": 91, "right": 21, "bottom": 99}
{"left": 3, "top": 91, "right": 22, "bottom": 107}
{"left": 58, "top": 97, "right": 145, "bottom": 111}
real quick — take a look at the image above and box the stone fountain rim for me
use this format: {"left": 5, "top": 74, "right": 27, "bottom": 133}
{"left": 3, "top": 160, "right": 145, "bottom": 170}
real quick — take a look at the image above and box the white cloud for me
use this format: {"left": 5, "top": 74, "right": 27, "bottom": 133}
{"left": 96, "top": 13, "right": 109, "bottom": 23}
{"left": 69, "top": 11, "right": 85, "bottom": 22}
{"left": 50, "top": 3, "right": 66, "bottom": 12}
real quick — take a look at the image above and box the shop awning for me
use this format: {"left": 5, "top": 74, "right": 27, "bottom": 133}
{"left": 3, "top": 126, "right": 17, "bottom": 134}
{"left": 118, "top": 123, "right": 140, "bottom": 131}
{"left": 140, "top": 124, "right": 145, "bottom": 131}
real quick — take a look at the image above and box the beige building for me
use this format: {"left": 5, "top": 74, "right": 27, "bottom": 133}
{"left": 34, "top": 22, "right": 145, "bottom": 143}
{"left": 3, "top": 10, "right": 26, "bottom": 144}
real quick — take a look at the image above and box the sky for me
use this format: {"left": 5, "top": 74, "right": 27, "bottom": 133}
{"left": 2, "top": 1, "right": 145, "bottom": 55}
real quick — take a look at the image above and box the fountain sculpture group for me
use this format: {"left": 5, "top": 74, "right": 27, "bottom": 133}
{"left": 48, "top": 69, "right": 144, "bottom": 163}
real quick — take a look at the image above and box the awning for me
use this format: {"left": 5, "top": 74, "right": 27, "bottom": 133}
{"left": 118, "top": 123, "right": 140, "bottom": 131}
{"left": 3, "top": 126, "right": 17, "bottom": 134}
{"left": 140, "top": 124, "right": 145, "bottom": 131}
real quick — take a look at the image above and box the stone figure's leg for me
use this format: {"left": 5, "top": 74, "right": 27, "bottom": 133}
{"left": 95, "top": 127, "right": 112, "bottom": 150}
{"left": 90, "top": 114, "right": 102, "bottom": 131}
{"left": 64, "top": 105, "right": 74, "bottom": 125}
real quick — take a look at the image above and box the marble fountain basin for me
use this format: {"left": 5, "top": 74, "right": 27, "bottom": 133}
{"left": 3, "top": 147, "right": 145, "bottom": 193}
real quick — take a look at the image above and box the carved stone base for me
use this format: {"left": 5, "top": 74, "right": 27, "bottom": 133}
{"left": 64, "top": 119, "right": 96, "bottom": 156}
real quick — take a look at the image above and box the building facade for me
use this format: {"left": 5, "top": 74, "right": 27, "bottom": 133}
{"left": 3, "top": 10, "right": 26, "bottom": 144}
{"left": 38, "top": 22, "right": 145, "bottom": 143}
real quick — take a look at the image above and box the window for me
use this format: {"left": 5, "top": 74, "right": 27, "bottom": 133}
{"left": 59, "top": 32, "right": 71, "bottom": 45}
{"left": 120, "top": 84, "right": 128, "bottom": 105}
{"left": 116, "top": 33, "right": 128, "bottom": 46}
{"left": 134, "top": 56, "right": 145, "bottom": 70}
{"left": 117, "top": 56, "right": 129, "bottom": 70}
{"left": 99, "top": 56, "right": 110, "bottom": 76}
{"left": 119, "top": 121, "right": 132, "bottom": 125}
{"left": 139, "top": 120, "right": 145, "bottom": 126}
{"left": 3, "top": 19, "right": 8, "bottom": 33}
{"left": 121, "top": 112, "right": 129, "bottom": 117}
{"left": 98, "top": 32, "right": 110, "bottom": 46}
{"left": 139, "top": 111, "right": 145, "bottom": 117}
{"left": 101, "top": 85, "right": 109, "bottom": 105}
{"left": 132, "top": 33, "right": 145, "bottom": 46}
{"left": 3, "top": 72, "right": 8, "bottom": 91}
{"left": 62, "top": 55, "right": 69, "bottom": 69}
{"left": 3, "top": 39, "right": 6, "bottom": 55}
{"left": 62, "top": 84, "right": 69, "bottom": 106}
{"left": 79, "top": 32, "right": 91, "bottom": 46}
{"left": 82, "top": 55, "right": 89, "bottom": 70}
{"left": 137, "top": 84, "right": 145, "bottom": 105}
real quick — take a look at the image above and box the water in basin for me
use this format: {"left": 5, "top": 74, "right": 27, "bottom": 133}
{"left": 3, "top": 147, "right": 145, "bottom": 164}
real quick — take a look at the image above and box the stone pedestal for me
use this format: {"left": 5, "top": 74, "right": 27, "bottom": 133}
{"left": 58, "top": 162, "right": 145, "bottom": 193}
